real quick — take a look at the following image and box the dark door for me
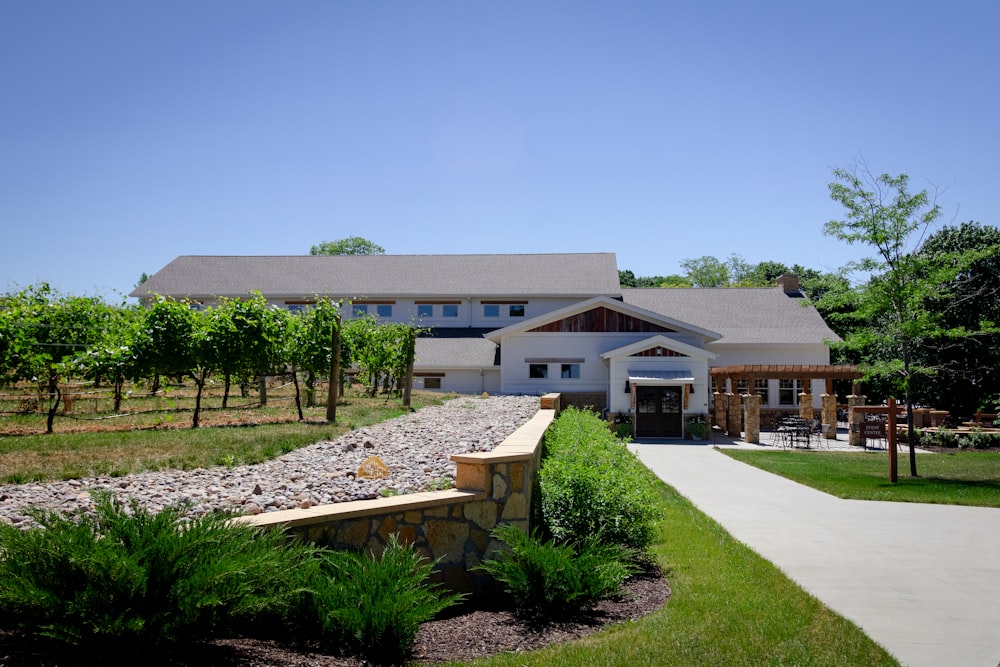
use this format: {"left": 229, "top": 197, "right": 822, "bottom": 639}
{"left": 635, "top": 386, "right": 682, "bottom": 437}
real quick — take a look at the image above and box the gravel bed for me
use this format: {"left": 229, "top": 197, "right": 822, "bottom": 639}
{"left": 0, "top": 394, "right": 540, "bottom": 528}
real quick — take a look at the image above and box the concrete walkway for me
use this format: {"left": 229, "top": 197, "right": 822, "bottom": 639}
{"left": 632, "top": 441, "right": 1000, "bottom": 667}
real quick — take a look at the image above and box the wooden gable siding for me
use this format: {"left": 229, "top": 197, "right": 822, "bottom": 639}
{"left": 528, "top": 307, "right": 675, "bottom": 334}
{"left": 631, "top": 346, "right": 687, "bottom": 357}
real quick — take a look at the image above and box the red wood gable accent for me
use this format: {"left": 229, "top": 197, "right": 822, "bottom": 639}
{"left": 631, "top": 346, "right": 687, "bottom": 357}
{"left": 528, "top": 307, "right": 675, "bottom": 333}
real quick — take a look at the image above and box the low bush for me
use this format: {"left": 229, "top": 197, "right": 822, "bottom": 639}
{"left": 0, "top": 496, "right": 462, "bottom": 664}
{"left": 540, "top": 407, "right": 658, "bottom": 550}
{"left": 0, "top": 492, "right": 318, "bottom": 654}
{"left": 312, "top": 534, "right": 464, "bottom": 665}
{"left": 965, "top": 427, "right": 1000, "bottom": 449}
{"left": 477, "top": 524, "right": 638, "bottom": 618}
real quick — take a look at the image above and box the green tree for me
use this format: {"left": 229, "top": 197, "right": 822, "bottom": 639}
{"left": 680, "top": 255, "right": 730, "bottom": 287}
{"left": 0, "top": 285, "right": 110, "bottom": 432}
{"left": 73, "top": 305, "right": 144, "bottom": 412}
{"left": 207, "top": 293, "right": 288, "bottom": 409}
{"left": 341, "top": 317, "right": 420, "bottom": 398}
{"left": 288, "top": 299, "right": 343, "bottom": 407}
{"left": 310, "top": 237, "right": 385, "bottom": 256}
{"left": 914, "top": 222, "right": 1000, "bottom": 415}
{"left": 820, "top": 162, "right": 977, "bottom": 476}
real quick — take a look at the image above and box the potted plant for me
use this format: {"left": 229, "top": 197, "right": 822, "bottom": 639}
{"left": 686, "top": 415, "right": 708, "bottom": 440}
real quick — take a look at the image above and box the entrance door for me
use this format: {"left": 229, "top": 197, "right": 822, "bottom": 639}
{"left": 635, "top": 386, "right": 682, "bottom": 437}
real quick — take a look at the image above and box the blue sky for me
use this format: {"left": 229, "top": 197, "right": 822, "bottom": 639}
{"left": 3, "top": 1, "right": 998, "bottom": 300}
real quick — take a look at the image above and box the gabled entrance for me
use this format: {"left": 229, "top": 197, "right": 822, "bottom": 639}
{"left": 635, "top": 385, "right": 683, "bottom": 437}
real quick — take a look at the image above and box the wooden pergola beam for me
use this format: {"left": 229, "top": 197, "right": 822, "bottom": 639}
{"left": 709, "top": 364, "right": 862, "bottom": 382}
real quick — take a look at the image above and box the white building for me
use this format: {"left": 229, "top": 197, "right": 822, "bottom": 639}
{"left": 132, "top": 253, "right": 838, "bottom": 438}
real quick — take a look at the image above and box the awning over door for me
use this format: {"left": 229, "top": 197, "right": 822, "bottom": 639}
{"left": 628, "top": 369, "right": 695, "bottom": 384}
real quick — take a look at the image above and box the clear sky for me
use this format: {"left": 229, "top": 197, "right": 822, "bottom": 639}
{"left": 2, "top": 1, "right": 998, "bottom": 300}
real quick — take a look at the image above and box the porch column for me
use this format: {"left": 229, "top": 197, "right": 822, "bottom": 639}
{"left": 713, "top": 391, "right": 726, "bottom": 434}
{"left": 821, "top": 393, "right": 838, "bottom": 439}
{"left": 848, "top": 394, "right": 866, "bottom": 447}
{"left": 726, "top": 392, "right": 741, "bottom": 436}
{"left": 798, "top": 388, "right": 814, "bottom": 421}
{"left": 742, "top": 393, "right": 761, "bottom": 444}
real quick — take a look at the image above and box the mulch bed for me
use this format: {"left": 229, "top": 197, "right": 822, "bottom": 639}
{"left": 0, "top": 568, "right": 670, "bottom": 666}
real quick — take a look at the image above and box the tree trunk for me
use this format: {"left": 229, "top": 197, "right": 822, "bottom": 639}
{"left": 906, "top": 383, "right": 918, "bottom": 477}
{"left": 305, "top": 370, "right": 315, "bottom": 408}
{"left": 45, "top": 371, "right": 60, "bottom": 434}
{"left": 402, "top": 328, "right": 416, "bottom": 408}
{"left": 292, "top": 369, "right": 303, "bottom": 421}
{"left": 192, "top": 371, "right": 206, "bottom": 428}
{"left": 113, "top": 376, "right": 124, "bottom": 412}
{"left": 222, "top": 374, "right": 231, "bottom": 408}
{"left": 326, "top": 315, "right": 341, "bottom": 422}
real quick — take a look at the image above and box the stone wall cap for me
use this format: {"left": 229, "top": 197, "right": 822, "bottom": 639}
{"left": 237, "top": 489, "right": 486, "bottom": 529}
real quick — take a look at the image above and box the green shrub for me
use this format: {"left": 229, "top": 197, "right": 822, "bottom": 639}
{"left": 477, "top": 524, "right": 638, "bottom": 618}
{"left": 312, "top": 534, "right": 463, "bottom": 665}
{"left": 965, "top": 427, "right": 1000, "bottom": 449}
{"left": 540, "top": 407, "right": 658, "bottom": 550}
{"left": 0, "top": 492, "right": 318, "bottom": 654}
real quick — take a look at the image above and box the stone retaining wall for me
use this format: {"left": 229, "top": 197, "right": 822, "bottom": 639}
{"left": 240, "top": 394, "right": 560, "bottom": 597}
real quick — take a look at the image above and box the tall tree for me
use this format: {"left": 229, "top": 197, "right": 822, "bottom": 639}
{"left": 309, "top": 237, "right": 385, "bottom": 256}
{"left": 820, "top": 161, "right": 974, "bottom": 476}
{"left": 913, "top": 222, "right": 1000, "bottom": 415}
{"left": 0, "top": 285, "right": 109, "bottom": 432}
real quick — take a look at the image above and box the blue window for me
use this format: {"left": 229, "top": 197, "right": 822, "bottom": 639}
{"left": 484, "top": 304, "right": 500, "bottom": 317}
{"left": 353, "top": 304, "right": 368, "bottom": 317}
{"left": 417, "top": 304, "right": 433, "bottom": 317}
{"left": 377, "top": 304, "right": 392, "bottom": 317}
{"left": 442, "top": 304, "right": 458, "bottom": 317}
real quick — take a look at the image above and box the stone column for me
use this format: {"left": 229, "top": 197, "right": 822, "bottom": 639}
{"left": 713, "top": 392, "right": 726, "bottom": 435}
{"left": 848, "top": 394, "right": 866, "bottom": 447}
{"left": 726, "top": 392, "right": 741, "bottom": 436}
{"left": 798, "top": 391, "right": 814, "bottom": 421}
{"left": 821, "top": 393, "right": 838, "bottom": 439}
{"left": 742, "top": 393, "right": 761, "bottom": 444}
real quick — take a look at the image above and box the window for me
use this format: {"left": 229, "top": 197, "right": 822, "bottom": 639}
{"left": 509, "top": 304, "right": 525, "bottom": 317}
{"left": 755, "top": 379, "right": 770, "bottom": 404}
{"left": 710, "top": 377, "right": 719, "bottom": 395}
{"left": 736, "top": 379, "right": 748, "bottom": 395}
{"left": 484, "top": 304, "right": 500, "bottom": 317}
{"left": 417, "top": 304, "right": 433, "bottom": 318}
{"left": 285, "top": 304, "right": 305, "bottom": 314}
{"left": 424, "top": 377, "right": 441, "bottom": 389}
{"left": 376, "top": 304, "right": 392, "bottom": 317}
{"left": 529, "top": 364, "right": 548, "bottom": 378}
{"left": 779, "top": 379, "right": 801, "bottom": 406}
{"left": 442, "top": 304, "right": 458, "bottom": 317}
{"left": 560, "top": 363, "right": 580, "bottom": 379}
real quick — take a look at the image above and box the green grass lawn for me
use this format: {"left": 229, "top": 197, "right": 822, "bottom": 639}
{"left": 0, "top": 399, "right": 900, "bottom": 665}
{"left": 722, "top": 449, "right": 1000, "bottom": 507}
{"left": 447, "top": 468, "right": 897, "bottom": 667}
{"left": 0, "top": 389, "right": 451, "bottom": 484}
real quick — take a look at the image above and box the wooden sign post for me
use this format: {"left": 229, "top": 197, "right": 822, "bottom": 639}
{"left": 852, "top": 399, "right": 905, "bottom": 483}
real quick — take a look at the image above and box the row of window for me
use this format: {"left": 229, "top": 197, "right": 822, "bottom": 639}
{"left": 286, "top": 303, "right": 524, "bottom": 319}
{"left": 529, "top": 363, "right": 580, "bottom": 379}
{"left": 713, "top": 379, "right": 805, "bottom": 406}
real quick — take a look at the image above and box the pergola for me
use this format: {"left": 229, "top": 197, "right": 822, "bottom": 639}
{"left": 709, "top": 364, "right": 863, "bottom": 395}
{"left": 709, "top": 364, "right": 863, "bottom": 443}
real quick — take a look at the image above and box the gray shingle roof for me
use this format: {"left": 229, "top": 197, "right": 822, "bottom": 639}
{"left": 621, "top": 287, "right": 839, "bottom": 346}
{"left": 414, "top": 337, "right": 498, "bottom": 368}
{"left": 130, "top": 253, "right": 621, "bottom": 300}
